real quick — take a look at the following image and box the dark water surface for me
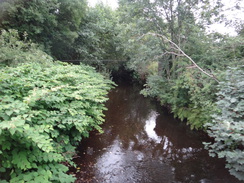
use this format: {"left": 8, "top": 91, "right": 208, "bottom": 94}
{"left": 72, "top": 82, "right": 241, "bottom": 183}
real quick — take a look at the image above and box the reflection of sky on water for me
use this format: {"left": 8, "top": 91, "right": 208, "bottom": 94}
{"left": 95, "top": 139, "right": 124, "bottom": 176}
{"left": 94, "top": 109, "right": 202, "bottom": 182}
{"left": 144, "top": 111, "right": 162, "bottom": 143}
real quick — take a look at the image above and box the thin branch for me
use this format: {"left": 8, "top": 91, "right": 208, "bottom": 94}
{"left": 162, "top": 51, "right": 185, "bottom": 57}
{"left": 152, "top": 50, "right": 185, "bottom": 60}
{"left": 186, "top": 65, "right": 197, "bottom": 69}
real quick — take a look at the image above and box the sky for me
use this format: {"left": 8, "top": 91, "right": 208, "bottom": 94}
{"left": 207, "top": 0, "right": 244, "bottom": 35}
{"left": 87, "top": 0, "right": 243, "bottom": 36}
{"left": 88, "top": 0, "right": 118, "bottom": 9}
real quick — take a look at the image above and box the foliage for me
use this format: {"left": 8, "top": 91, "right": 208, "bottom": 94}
{"left": 74, "top": 3, "right": 125, "bottom": 72}
{"left": 0, "top": 0, "right": 87, "bottom": 59}
{"left": 0, "top": 0, "right": 59, "bottom": 54}
{"left": 50, "top": 0, "right": 87, "bottom": 59}
{"left": 116, "top": 0, "right": 225, "bottom": 80}
{"left": 171, "top": 72, "right": 217, "bottom": 130}
{"left": 77, "top": 4, "right": 117, "bottom": 59}
{"left": 0, "top": 0, "right": 244, "bottom": 180}
{"left": 141, "top": 68, "right": 218, "bottom": 130}
{"left": 117, "top": 4, "right": 244, "bottom": 179}
{"left": 119, "top": 0, "right": 223, "bottom": 129}
{"left": 0, "top": 62, "right": 114, "bottom": 182}
{"left": 0, "top": 29, "right": 53, "bottom": 66}
{"left": 117, "top": 0, "right": 244, "bottom": 131}
{"left": 204, "top": 66, "right": 244, "bottom": 180}
{"left": 200, "top": 34, "right": 244, "bottom": 70}
{"left": 117, "top": 0, "right": 165, "bottom": 79}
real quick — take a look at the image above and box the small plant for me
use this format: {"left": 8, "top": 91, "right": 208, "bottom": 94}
{"left": 0, "top": 61, "right": 114, "bottom": 182}
{"left": 204, "top": 66, "right": 244, "bottom": 181}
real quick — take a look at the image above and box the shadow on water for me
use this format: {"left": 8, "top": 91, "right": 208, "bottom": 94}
{"left": 70, "top": 81, "right": 242, "bottom": 183}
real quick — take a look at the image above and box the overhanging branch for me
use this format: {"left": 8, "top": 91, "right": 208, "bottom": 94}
{"left": 138, "top": 32, "right": 219, "bottom": 83}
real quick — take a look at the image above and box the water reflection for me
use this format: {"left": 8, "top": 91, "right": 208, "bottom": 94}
{"left": 94, "top": 136, "right": 174, "bottom": 183}
{"left": 72, "top": 82, "right": 241, "bottom": 183}
{"left": 144, "top": 111, "right": 162, "bottom": 143}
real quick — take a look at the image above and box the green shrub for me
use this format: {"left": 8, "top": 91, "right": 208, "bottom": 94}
{"left": 204, "top": 66, "right": 244, "bottom": 180}
{"left": 140, "top": 75, "right": 171, "bottom": 105}
{"left": 0, "top": 62, "right": 114, "bottom": 182}
{"left": 0, "top": 29, "right": 53, "bottom": 66}
{"left": 141, "top": 70, "right": 217, "bottom": 130}
{"left": 170, "top": 71, "right": 217, "bottom": 130}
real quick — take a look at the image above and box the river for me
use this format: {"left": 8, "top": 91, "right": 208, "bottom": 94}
{"left": 71, "top": 81, "right": 241, "bottom": 183}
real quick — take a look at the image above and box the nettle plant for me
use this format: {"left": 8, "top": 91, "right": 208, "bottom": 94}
{"left": 204, "top": 66, "right": 244, "bottom": 180}
{"left": 0, "top": 62, "right": 114, "bottom": 182}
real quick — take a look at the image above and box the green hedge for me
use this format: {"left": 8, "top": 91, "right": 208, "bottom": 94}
{"left": 0, "top": 62, "right": 114, "bottom": 182}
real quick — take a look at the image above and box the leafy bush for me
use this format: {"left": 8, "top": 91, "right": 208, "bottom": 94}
{"left": 0, "top": 29, "right": 53, "bottom": 66}
{"left": 141, "top": 70, "right": 217, "bottom": 130}
{"left": 140, "top": 75, "right": 171, "bottom": 105}
{"left": 204, "top": 66, "right": 244, "bottom": 180}
{"left": 0, "top": 62, "right": 114, "bottom": 182}
{"left": 170, "top": 71, "right": 217, "bottom": 130}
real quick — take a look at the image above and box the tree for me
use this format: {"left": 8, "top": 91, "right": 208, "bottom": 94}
{"left": 117, "top": 0, "right": 223, "bottom": 80}
{"left": 0, "top": 0, "right": 87, "bottom": 59}
{"left": 74, "top": 3, "right": 125, "bottom": 70}
{"left": 116, "top": 0, "right": 244, "bottom": 131}
{"left": 50, "top": 0, "right": 87, "bottom": 59}
{"left": 0, "top": 0, "right": 59, "bottom": 54}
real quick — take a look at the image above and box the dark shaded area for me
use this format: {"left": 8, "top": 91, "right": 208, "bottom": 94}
{"left": 70, "top": 81, "right": 241, "bottom": 183}
{"left": 111, "top": 64, "right": 134, "bottom": 84}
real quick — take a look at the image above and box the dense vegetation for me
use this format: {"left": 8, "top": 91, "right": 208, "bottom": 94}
{"left": 204, "top": 66, "right": 244, "bottom": 180}
{"left": 0, "top": 29, "right": 113, "bottom": 182}
{"left": 0, "top": 0, "right": 243, "bottom": 181}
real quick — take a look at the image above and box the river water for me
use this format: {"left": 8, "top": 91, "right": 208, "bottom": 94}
{"left": 71, "top": 81, "right": 241, "bottom": 183}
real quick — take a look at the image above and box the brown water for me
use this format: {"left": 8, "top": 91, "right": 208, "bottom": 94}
{"left": 71, "top": 81, "right": 242, "bottom": 183}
